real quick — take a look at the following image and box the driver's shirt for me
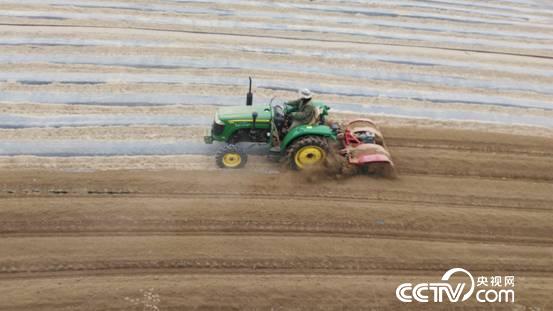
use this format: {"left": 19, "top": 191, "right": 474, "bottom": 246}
{"left": 285, "top": 99, "right": 318, "bottom": 125}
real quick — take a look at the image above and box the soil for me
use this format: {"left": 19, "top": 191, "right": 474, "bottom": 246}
{"left": 0, "top": 126, "right": 552, "bottom": 310}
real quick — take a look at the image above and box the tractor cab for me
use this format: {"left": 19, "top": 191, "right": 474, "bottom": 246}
{"left": 204, "top": 77, "right": 336, "bottom": 169}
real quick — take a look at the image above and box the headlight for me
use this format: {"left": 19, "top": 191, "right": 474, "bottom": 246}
{"left": 214, "top": 113, "right": 224, "bottom": 125}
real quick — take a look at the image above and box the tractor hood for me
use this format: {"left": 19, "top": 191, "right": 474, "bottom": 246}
{"left": 216, "top": 105, "right": 272, "bottom": 123}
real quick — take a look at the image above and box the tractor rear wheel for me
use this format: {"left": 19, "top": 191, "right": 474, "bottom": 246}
{"left": 216, "top": 144, "right": 248, "bottom": 169}
{"left": 287, "top": 136, "right": 329, "bottom": 170}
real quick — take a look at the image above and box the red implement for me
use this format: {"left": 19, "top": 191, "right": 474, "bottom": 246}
{"left": 340, "top": 119, "right": 396, "bottom": 177}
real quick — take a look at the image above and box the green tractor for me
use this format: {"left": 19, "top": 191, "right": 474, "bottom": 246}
{"left": 204, "top": 77, "right": 335, "bottom": 170}
{"left": 204, "top": 78, "right": 396, "bottom": 175}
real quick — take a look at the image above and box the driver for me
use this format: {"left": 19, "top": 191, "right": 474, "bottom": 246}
{"left": 284, "top": 89, "right": 318, "bottom": 130}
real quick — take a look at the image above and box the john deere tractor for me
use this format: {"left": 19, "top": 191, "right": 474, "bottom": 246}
{"left": 204, "top": 78, "right": 336, "bottom": 170}
{"left": 204, "top": 78, "right": 396, "bottom": 175}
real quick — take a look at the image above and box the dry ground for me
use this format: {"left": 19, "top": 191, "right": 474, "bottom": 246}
{"left": 0, "top": 126, "right": 552, "bottom": 310}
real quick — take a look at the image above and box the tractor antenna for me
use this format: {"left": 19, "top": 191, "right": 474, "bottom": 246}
{"left": 246, "top": 76, "right": 253, "bottom": 106}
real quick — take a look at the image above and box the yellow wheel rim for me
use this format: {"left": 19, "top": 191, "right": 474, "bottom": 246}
{"left": 222, "top": 153, "right": 242, "bottom": 168}
{"left": 294, "top": 146, "right": 326, "bottom": 169}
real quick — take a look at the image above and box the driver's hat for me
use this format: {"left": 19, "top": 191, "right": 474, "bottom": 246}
{"left": 299, "top": 88, "right": 312, "bottom": 99}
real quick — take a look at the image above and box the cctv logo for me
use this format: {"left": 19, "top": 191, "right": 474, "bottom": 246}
{"left": 396, "top": 268, "right": 474, "bottom": 303}
{"left": 396, "top": 268, "right": 515, "bottom": 303}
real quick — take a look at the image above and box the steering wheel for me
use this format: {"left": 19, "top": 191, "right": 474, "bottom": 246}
{"left": 270, "top": 96, "right": 288, "bottom": 111}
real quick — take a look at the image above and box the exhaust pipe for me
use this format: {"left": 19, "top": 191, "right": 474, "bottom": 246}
{"left": 246, "top": 76, "right": 253, "bottom": 106}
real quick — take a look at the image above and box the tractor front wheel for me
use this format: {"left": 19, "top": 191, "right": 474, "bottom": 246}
{"left": 216, "top": 144, "right": 248, "bottom": 169}
{"left": 287, "top": 136, "right": 329, "bottom": 170}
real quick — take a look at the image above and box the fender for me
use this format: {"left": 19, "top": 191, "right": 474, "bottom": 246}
{"left": 281, "top": 125, "right": 336, "bottom": 152}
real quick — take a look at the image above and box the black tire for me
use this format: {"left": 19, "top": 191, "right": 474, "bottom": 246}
{"left": 215, "top": 144, "right": 248, "bottom": 169}
{"left": 286, "top": 136, "right": 330, "bottom": 170}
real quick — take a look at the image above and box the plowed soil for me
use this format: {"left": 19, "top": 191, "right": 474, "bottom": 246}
{"left": 1, "top": 126, "right": 552, "bottom": 310}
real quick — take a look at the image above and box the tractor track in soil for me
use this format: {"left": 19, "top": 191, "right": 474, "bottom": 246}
{"left": 1, "top": 214, "right": 551, "bottom": 246}
{"left": 2, "top": 191, "right": 551, "bottom": 212}
{"left": 0, "top": 229, "right": 550, "bottom": 247}
{"left": 1, "top": 258, "right": 552, "bottom": 280}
